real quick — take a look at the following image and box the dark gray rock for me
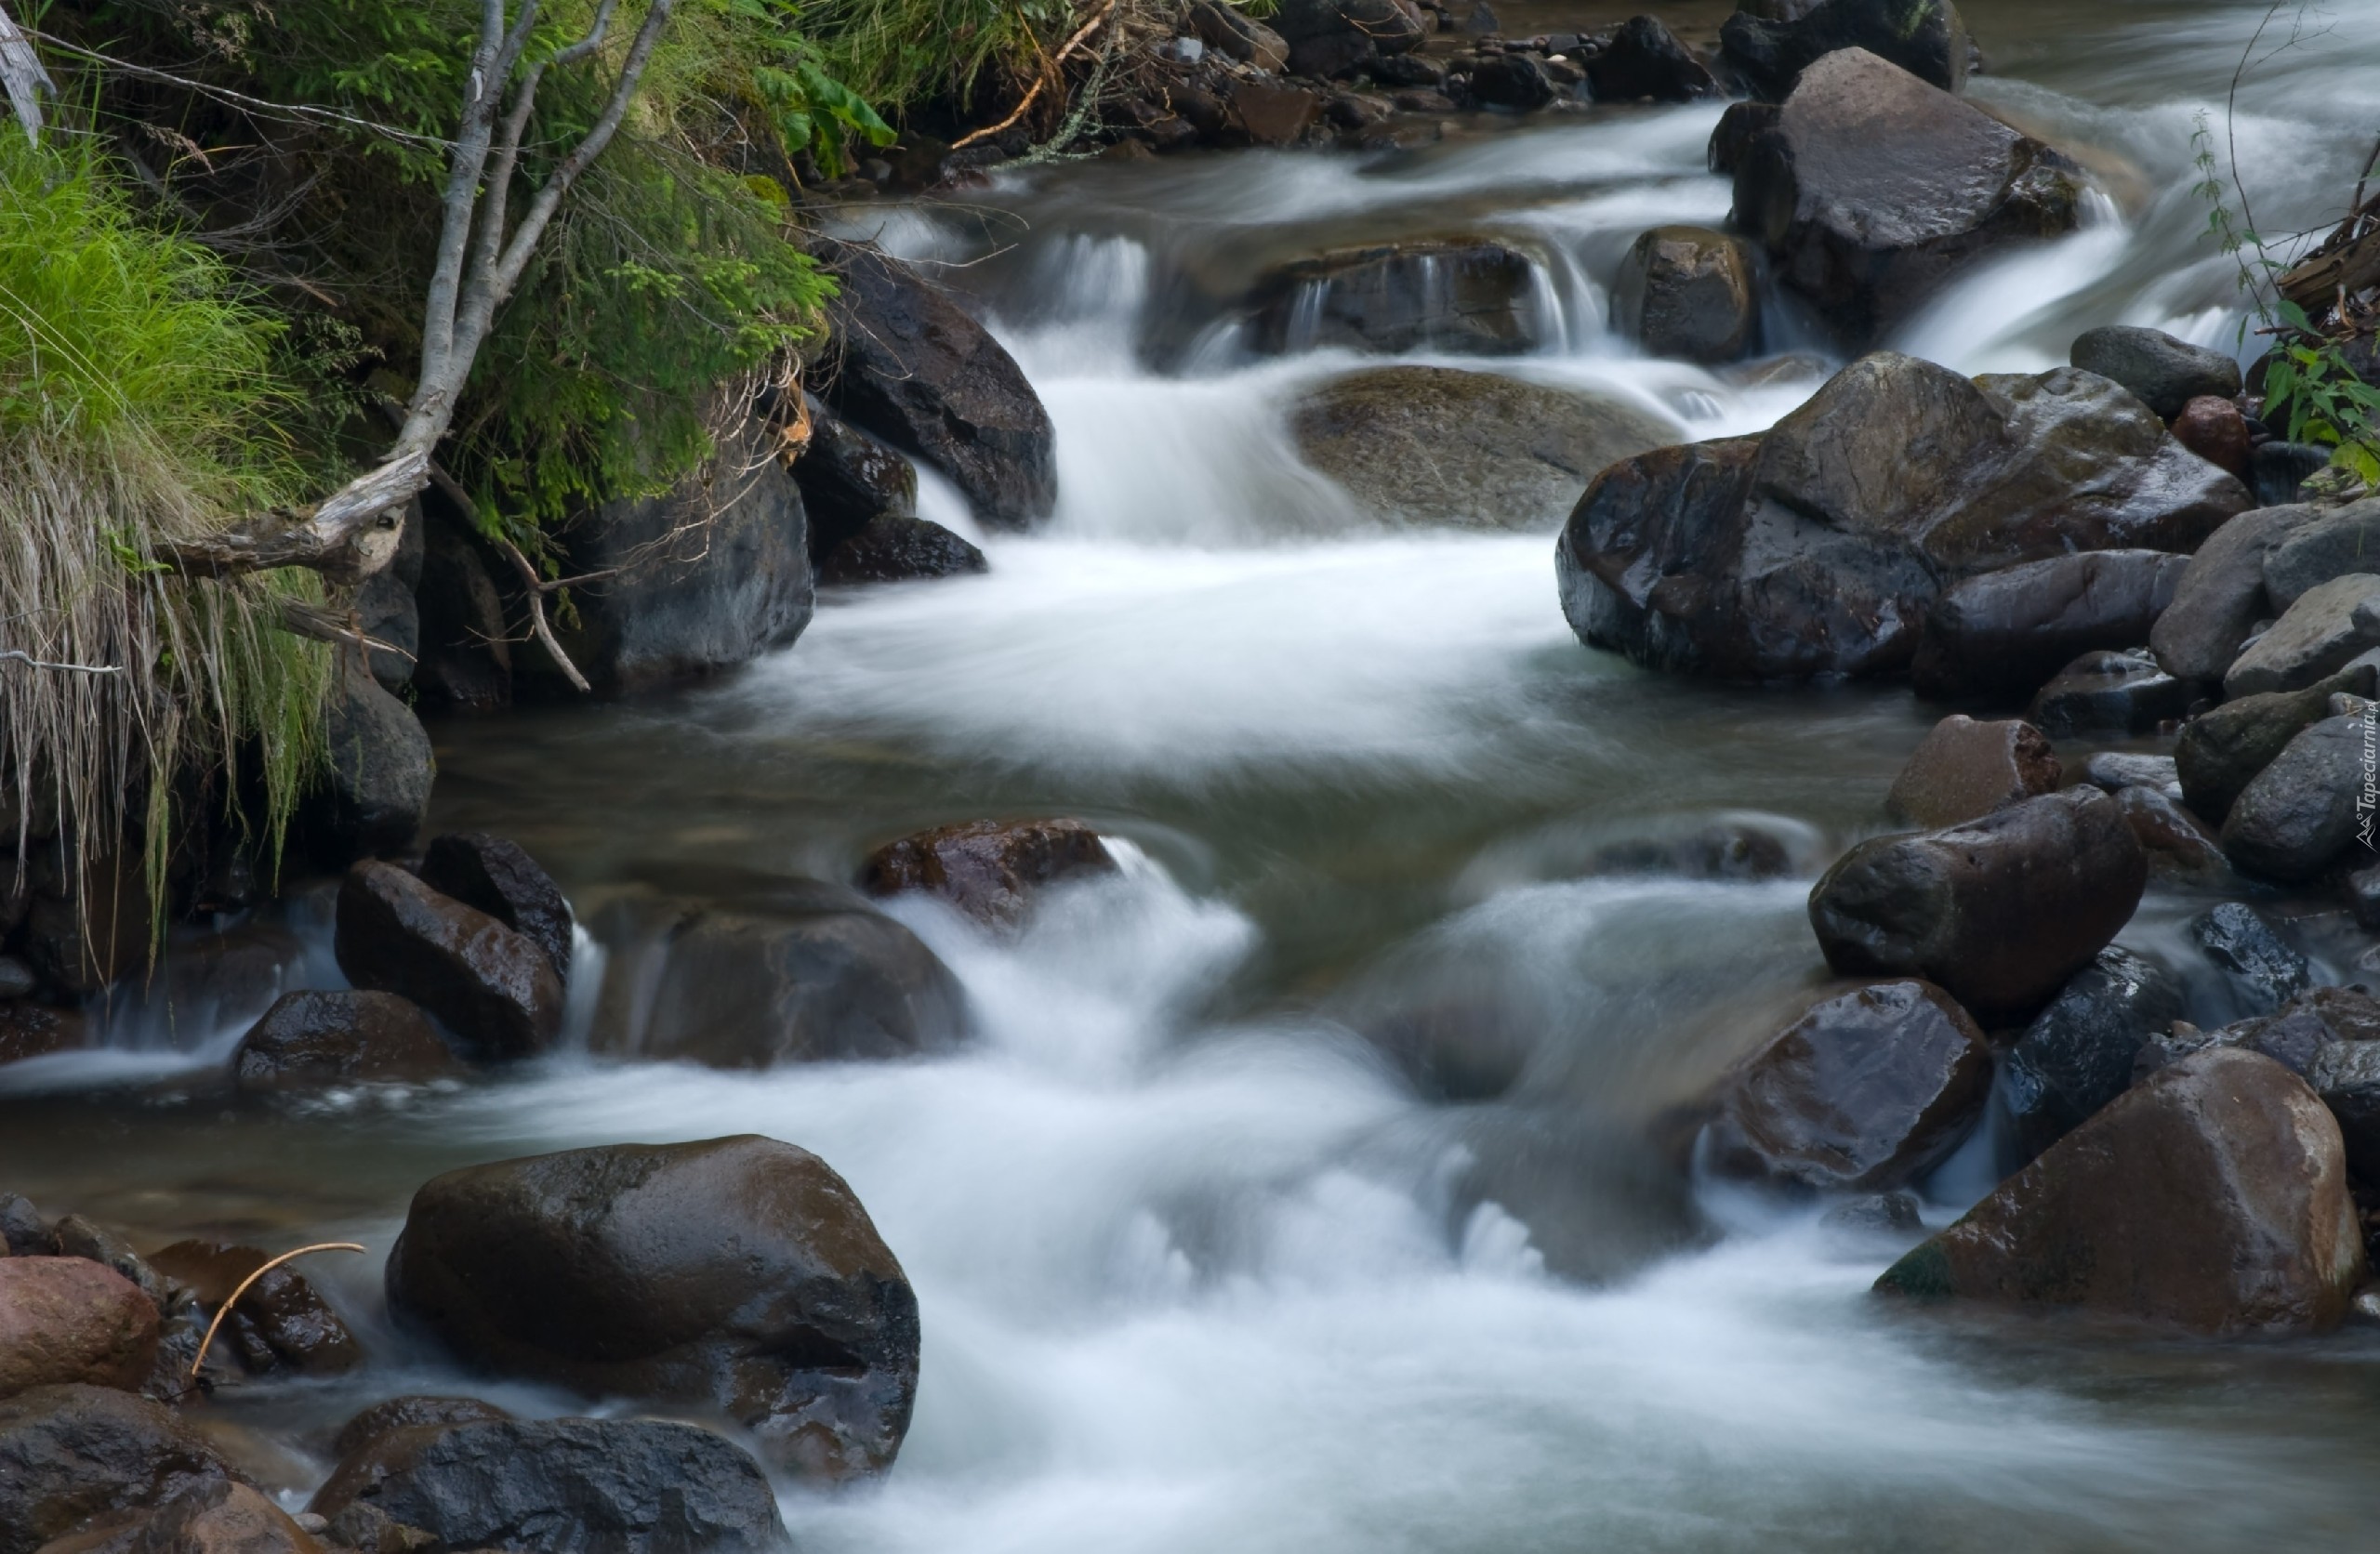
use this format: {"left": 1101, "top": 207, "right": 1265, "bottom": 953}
{"left": 2351, "top": 863, "right": 2380, "bottom": 929}
{"left": 825, "top": 247, "right": 1057, "bottom": 529}
{"left": 1912, "top": 549, "right": 2187, "bottom": 702}
{"left": 1611, "top": 227, "right": 1759, "bottom": 364}
{"left": 1583, "top": 15, "right": 1720, "bottom": 102}
{"left": 2176, "top": 665, "right": 2374, "bottom": 823}
{"left": 2254, "top": 441, "right": 2337, "bottom": 507}
{"left": 1703, "top": 979, "right": 1992, "bottom": 1192}
{"left": 1187, "top": 0, "right": 1289, "bottom": 69}
{"left": 1719, "top": 0, "right": 1971, "bottom": 102}
{"left": 790, "top": 400, "right": 917, "bottom": 563}
{"left": 309, "top": 1417, "right": 790, "bottom": 1553}
{"left": 417, "top": 833, "right": 575, "bottom": 988}
{"left": 2207, "top": 985, "right": 2380, "bottom": 1077}
{"left": 818, "top": 514, "right": 988, "bottom": 585}
{"left": 1250, "top": 240, "right": 1540, "bottom": 356}
{"left": 411, "top": 507, "right": 512, "bottom": 710}
{"left": 2188, "top": 902, "right": 2310, "bottom": 1015}
{"left": 2069, "top": 326, "right": 2244, "bottom": 421}
{"left": 385, "top": 1136, "right": 919, "bottom": 1479}
{"left": 2028, "top": 648, "right": 2193, "bottom": 737}
{"left": 1270, "top": 0, "right": 1427, "bottom": 51}
{"left": 1876, "top": 1047, "right": 2365, "bottom": 1334}
{"left": 315, "top": 656, "right": 434, "bottom": 862}
{"left": 1292, "top": 365, "right": 1673, "bottom": 529}
{"left": 2002, "top": 946, "right": 2184, "bottom": 1162}
{"left": 2261, "top": 498, "right": 2380, "bottom": 610}
{"left": 2082, "top": 752, "right": 2180, "bottom": 797}
{"left": 0, "top": 1383, "right": 240, "bottom": 1554}
{"left": 2307, "top": 1040, "right": 2380, "bottom": 1182}
{"left": 2150, "top": 503, "right": 2321, "bottom": 683}
{"left": 2220, "top": 713, "right": 2375, "bottom": 881}
{"left": 233, "top": 990, "right": 461, "bottom": 1094}
{"left": 1729, "top": 48, "right": 2077, "bottom": 347}
{"left": 2113, "top": 784, "right": 2235, "bottom": 887}
{"left": 331, "top": 1395, "right": 513, "bottom": 1463}
{"left": 1469, "top": 52, "right": 1554, "bottom": 109}
{"left": 586, "top": 882, "right": 966, "bottom": 1067}
{"left": 1807, "top": 787, "right": 2147, "bottom": 1020}
{"left": 334, "top": 862, "right": 564, "bottom": 1060}
{"left": 1884, "top": 715, "right": 2060, "bottom": 829}
{"left": 1821, "top": 1190, "right": 1925, "bottom": 1240}
{"left": 538, "top": 425, "right": 813, "bottom": 694}
{"left": 2222, "top": 573, "right": 2380, "bottom": 699}
{"left": 1288, "top": 29, "right": 1378, "bottom": 80}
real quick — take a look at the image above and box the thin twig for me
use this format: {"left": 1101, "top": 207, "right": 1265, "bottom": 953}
{"left": 496, "top": 537, "right": 591, "bottom": 692}
{"left": 0, "top": 649, "right": 120, "bottom": 674}
{"left": 188, "top": 1243, "right": 366, "bottom": 1382}
{"left": 27, "top": 28, "right": 451, "bottom": 149}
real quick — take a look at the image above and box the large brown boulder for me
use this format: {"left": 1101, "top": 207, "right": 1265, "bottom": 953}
{"left": 1290, "top": 366, "right": 1673, "bottom": 531}
{"left": 384, "top": 1136, "right": 919, "bottom": 1480}
{"left": 1611, "top": 227, "right": 1758, "bottom": 364}
{"left": 231, "top": 991, "right": 462, "bottom": 1095}
{"left": 825, "top": 248, "right": 1055, "bottom": 529}
{"left": 1876, "top": 1047, "right": 2366, "bottom": 1334}
{"left": 144, "top": 1243, "right": 361, "bottom": 1377}
{"left": 1248, "top": 240, "right": 1540, "bottom": 357}
{"left": 1729, "top": 49, "right": 2079, "bottom": 347}
{"left": 1557, "top": 353, "right": 2246, "bottom": 681}
{"left": 1807, "top": 788, "right": 2146, "bottom": 1021}
{"left": 0, "top": 1261, "right": 157, "bottom": 1400}
{"left": 309, "top": 1417, "right": 787, "bottom": 1554}
{"left": 1911, "top": 549, "right": 2188, "bottom": 701}
{"left": 416, "top": 833, "right": 574, "bottom": 989}
{"left": 1704, "top": 980, "right": 1992, "bottom": 1192}
{"left": 334, "top": 863, "right": 563, "bottom": 1060}
{"left": 585, "top": 881, "right": 966, "bottom": 1068}
{"left": 1884, "top": 715, "right": 2060, "bottom": 829}
{"left": 0, "top": 1385, "right": 241, "bottom": 1554}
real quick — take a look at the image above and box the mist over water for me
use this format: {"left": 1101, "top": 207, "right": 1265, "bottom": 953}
{"left": 17, "top": 3, "right": 2380, "bottom": 1547}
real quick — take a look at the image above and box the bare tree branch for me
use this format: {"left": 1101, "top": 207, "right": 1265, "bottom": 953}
{"left": 0, "top": 1, "right": 55, "bottom": 145}
{"left": 496, "top": 537, "right": 592, "bottom": 692}
{"left": 0, "top": 650, "right": 120, "bottom": 675}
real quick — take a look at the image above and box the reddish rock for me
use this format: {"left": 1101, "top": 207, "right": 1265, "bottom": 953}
{"left": 0, "top": 1384, "right": 241, "bottom": 1554}
{"left": 1884, "top": 715, "right": 2060, "bottom": 828}
{"left": 0, "top": 1260, "right": 158, "bottom": 1400}
{"left": 35, "top": 1480, "right": 324, "bottom": 1554}
{"left": 1223, "top": 78, "right": 1321, "bottom": 147}
{"left": 1877, "top": 1047, "right": 2366, "bottom": 1334}
{"left": 2172, "top": 394, "right": 2250, "bottom": 479}
{"left": 860, "top": 819, "right": 1117, "bottom": 930}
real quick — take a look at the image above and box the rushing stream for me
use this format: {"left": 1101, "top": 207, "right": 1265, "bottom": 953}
{"left": 12, "top": 1, "right": 2380, "bottom": 1547}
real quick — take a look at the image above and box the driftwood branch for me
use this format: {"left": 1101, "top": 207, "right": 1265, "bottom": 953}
{"left": 0, "top": 2, "right": 54, "bottom": 145}
{"left": 0, "top": 650, "right": 120, "bottom": 674}
{"left": 496, "top": 538, "right": 591, "bottom": 692}
{"left": 278, "top": 599, "right": 413, "bottom": 662}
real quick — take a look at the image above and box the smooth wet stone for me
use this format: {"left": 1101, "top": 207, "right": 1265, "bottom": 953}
{"left": 2187, "top": 902, "right": 2310, "bottom": 1015}
{"left": 2206, "top": 985, "right": 2380, "bottom": 1077}
{"left": 2175, "top": 665, "right": 2373, "bottom": 823}
{"left": 1583, "top": 15, "right": 1719, "bottom": 102}
{"left": 2029, "top": 649, "right": 2192, "bottom": 737}
{"left": 2219, "top": 714, "right": 2374, "bottom": 881}
{"left": 1911, "top": 549, "right": 2187, "bottom": 702}
{"left": 859, "top": 818, "right": 1117, "bottom": 930}
{"left": 2307, "top": 1040, "right": 2380, "bottom": 1182}
{"left": 312, "top": 657, "right": 434, "bottom": 863}
{"left": 790, "top": 400, "right": 919, "bottom": 562}
{"left": 1612, "top": 227, "right": 1757, "bottom": 364}
{"left": 232, "top": 991, "right": 460, "bottom": 1095}
{"left": 1884, "top": 715, "right": 2060, "bottom": 829}
{"left": 416, "top": 833, "right": 574, "bottom": 989}
{"left": 2113, "top": 785, "right": 2234, "bottom": 886}
{"left": 2080, "top": 752, "right": 2180, "bottom": 797}
{"left": 0, "top": 1260, "right": 158, "bottom": 1401}
{"left": 1187, "top": 0, "right": 1289, "bottom": 70}
{"left": 2069, "top": 325, "right": 2244, "bottom": 421}
{"left": 145, "top": 1243, "right": 361, "bottom": 1378}
{"left": 1809, "top": 788, "right": 2145, "bottom": 1021}
{"left": 2223, "top": 573, "right": 2380, "bottom": 699}
{"left": 1820, "top": 1190, "right": 1925, "bottom": 1241}
{"left": 1876, "top": 1047, "right": 2365, "bottom": 1335}
{"left": 1470, "top": 52, "right": 1554, "bottom": 109}
{"left": 309, "top": 1417, "right": 789, "bottom": 1554}
{"left": 2002, "top": 947, "right": 2184, "bottom": 1163}
{"left": 1249, "top": 240, "right": 1540, "bottom": 357}
{"left": 0, "top": 1384, "right": 241, "bottom": 1554}
{"left": 1704, "top": 980, "right": 1993, "bottom": 1192}
{"left": 2151, "top": 502, "right": 2323, "bottom": 683}
{"left": 334, "top": 863, "right": 563, "bottom": 1060}
{"left": 386, "top": 1136, "right": 919, "bottom": 1479}
{"left": 1583, "top": 821, "right": 1795, "bottom": 881}
{"left": 2171, "top": 395, "right": 2250, "bottom": 480}
{"left": 330, "top": 1396, "right": 513, "bottom": 1464}
{"left": 48, "top": 1221, "right": 167, "bottom": 1314}
{"left": 1720, "top": 0, "right": 1970, "bottom": 101}
{"left": 818, "top": 513, "right": 988, "bottom": 585}
{"left": 2259, "top": 499, "right": 2380, "bottom": 611}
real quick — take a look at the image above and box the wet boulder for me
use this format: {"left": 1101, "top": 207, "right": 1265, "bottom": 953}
{"left": 2081, "top": 751, "right": 2180, "bottom": 797}
{"left": 0, "top": 1260, "right": 158, "bottom": 1400}
{"left": 1582, "top": 16, "right": 1719, "bottom": 102}
{"left": 2187, "top": 902, "right": 2309, "bottom": 1016}
{"left": 311, "top": 657, "right": 433, "bottom": 863}
{"left": 2176, "top": 666, "right": 2373, "bottom": 823}
{"left": 859, "top": 818, "right": 1117, "bottom": 930}
{"left": 1807, "top": 787, "right": 2146, "bottom": 1021}
{"left": 1730, "top": 49, "right": 2079, "bottom": 347}
{"left": 385, "top": 1136, "right": 919, "bottom": 1479}
{"left": 817, "top": 514, "right": 988, "bottom": 585}
{"left": 792, "top": 401, "right": 918, "bottom": 563}
{"left": 2172, "top": 395, "right": 2250, "bottom": 480}
{"left": 1249, "top": 240, "right": 1540, "bottom": 356}
{"left": 1702, "top": 980, "right": 1992, "bottom": 1192}
{"left": 2260, "top": 497, "right": 2380, "bottom": 610}
{"left": 1269, "top": 0, "right": 1426, "bottom": 54}
{"left": 1219, "top": 77, "right": 1324, "bottom": 147}
{"left": 1719, "top": 0, "right": 1971, "bottom": 102}
{"left": 1884, "top": 715, "right": 2060, "bottom": 829}
{"left": 2221, "top": 573, "right": 2380, "bottom": 699}
{"left": 1469, "top": 53, "right": 1554, "bottom": 111}
{"left": 2069, "top": 325, "right": 2243, "bottom": 421}
{"left": 233, "top": 991, "right": 461, "bottom": 1095}
{"left": 309, "top": 1417, "right": 788, "bottom": 1554}
{"left": 2113, "top": 785, "right": 2234, "bottom": 887}
{"left": 1187, "top": 0, "right": 1289, "bottom": 70}
{"left": 2220, "top": 714, "right": 2372, "bottom": 881}
{"left": 1291, "top": 366, "right": 1673, "bottom": 529}
{"left": 410, "top": 509, "right": 512, "bottom": 711}
{"left": 2150, "top": 503, "right": 2322, "bottom": 682}
{"left": 1911, "top": 549, "right": 2188, "bottom": 702}
{"left": 0, "top": 1384, "right": 241, "bottom": 1554}
{"left": 416, "top": 833, "right": 574, "bottom": 987}
{"left": 2307, "top": 1041, "right": 2380, "bottom": 1182}
{"left": 2028, "top": 649, "right": 2193, "bottom": 737}
{"left": 586, "top": 882, "right": 966, "bottom": 1067}
{"left": 2215, "top": 986, "right": 2380, "bottom": 1078}
{"left": 145, "top": 1243, "right": 361, "bottom": 1377}
{"left": 333, "top": 863, "right": 564, "bottom": 1060}
{"left": 43, "top": 1479, "right": 324, "bottom": 1554}
{"left": 826, "top": 247, "right": 1057, "bottom": 529}
{"left": 0, "top": 1004, "right": 85, "bottom": 1066}
{"left": 1611, "top": 227, "right": 1759, "bottom": 364}
{"left": 2002, "top": 946, "right": 2184, "bottom": 1162}
{"left": 1876, "top": 1047, "right": 2365, "bottom": 1334}
{"left": 330, "top": 1396, "right": 512, "bottom": 1463}
{"left": 536, "top": 424, "right": 813, "bottom": 693}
